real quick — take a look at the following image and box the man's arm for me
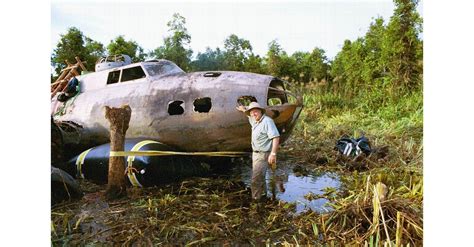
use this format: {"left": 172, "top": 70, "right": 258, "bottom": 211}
{"left": 236, "top": 105, "right": 253, "bottom": 125}
{"left": 268, "top": 137, "right": 280, "bottom": 165}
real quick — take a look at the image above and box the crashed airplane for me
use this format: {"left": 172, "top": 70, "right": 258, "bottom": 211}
{"left": 51, "top": 55, "right": 303, "bottom": 156}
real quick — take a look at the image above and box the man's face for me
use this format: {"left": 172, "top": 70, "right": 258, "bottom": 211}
{"left": 250, "top": 108, "right": 263, "bottom": 121}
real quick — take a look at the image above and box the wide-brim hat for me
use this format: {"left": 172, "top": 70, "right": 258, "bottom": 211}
{"left": 245, "top": 102, "right": 266, "bottom": 116}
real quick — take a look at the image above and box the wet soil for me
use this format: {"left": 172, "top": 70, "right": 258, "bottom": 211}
{"left": 51, "top": 153, "right": 341, "bottom": 246}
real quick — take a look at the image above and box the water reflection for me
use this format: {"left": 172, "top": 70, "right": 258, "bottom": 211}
{"left": 233, "top": 162, "right": 340, "bottom": 214}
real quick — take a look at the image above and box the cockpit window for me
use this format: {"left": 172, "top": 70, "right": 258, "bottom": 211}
{"left": 267, "top": 79, "right": 288, "bottom": 105}
{"left": 143, "top": 61, "right": 185, "bottom": 77}
{"left": 107, "top": 70, "right": 121, "bottom": 84}
{"left": 121, "top": 66, "right": 146, "bottom": 82}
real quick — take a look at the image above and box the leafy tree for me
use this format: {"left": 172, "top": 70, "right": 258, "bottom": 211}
{"left": 290, "top": 51, "right": 311, "bottom": 82}
{"left": 330, "top": 39, "right": 351, "bottom": 91}
{"left": 382, "top": 0, "right": 423, "bottom": 92}
{"left": 328, "top": 0, "right": 422, "bottom": 104}
{"left": 265, "top": 40, "right": 296, "bottom": 81}
{"left": 51, "top": 27, "right": 105, "bottom": 75}
{"left": 244, "top": 54, "right": 266, "bottom": 74}
{"left": 265, "top": 40, "right": 285, "bottom": 77}
{"left": 85, "top": 37, "right": 106, "bottom": 64}
{"left": 151, "top": 13, "right": 193, "bottom": 71}
{"left": 286, "top": 49, "right": 330, "bottom": 84}
{"left": 265, "top": 41, "right": 331, "bottom": 83}
{"left": 191, "top": 47, "right": 225, "bottom": 71}
{"left": 107, "top": 35, "right": 146, "bottom": 63}
{"left": 280, "top": 55, "right": 298, "bottom": 82}
{"left": 362, "top": 17, "right": 386, "bottom": 87}
{"left": 306, "top": 48, "right": 330, "bottom": 83}
{"left": 191, "top": 44, "right": 265, "bottom": 74}
{"left": 330, "top": 38, "right": 367, "bottom": 97}
{"left": 222, "top": 34, "right": 253, "bottom": 71}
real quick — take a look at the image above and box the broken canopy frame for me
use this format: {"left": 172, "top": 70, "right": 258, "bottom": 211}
{"left": 268, "top": 86, "right": 301, "bottom": 104}
{"left": 265, "top": 85, "right": 303, "bottom": 136}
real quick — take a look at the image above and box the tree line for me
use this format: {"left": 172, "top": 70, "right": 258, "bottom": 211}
{"left": 52, "top": 0, "right": 422, "bottom": 100}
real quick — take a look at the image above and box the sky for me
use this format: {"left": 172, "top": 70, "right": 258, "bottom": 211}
{"left": 51, "top": 0, "right": 423, "bottom": 60}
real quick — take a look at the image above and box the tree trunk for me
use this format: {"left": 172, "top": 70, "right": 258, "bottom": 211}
{"left": 104, "top": 105, "right": 132, "bottom": 200}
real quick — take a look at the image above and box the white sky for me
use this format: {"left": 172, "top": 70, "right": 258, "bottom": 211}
{"left": 51, "top": 0, "right": 423, "bottom": 60}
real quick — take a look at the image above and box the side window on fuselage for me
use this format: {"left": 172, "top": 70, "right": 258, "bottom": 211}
{"left": 237, "top": 95, "right": 257, "bottom": 106}
{"left": 168, "top": 100, "right": 185, "bottom": 115}
{"left": 107, "top": 70, "right": 121, "bottom": 84}
{"left": 194, "top": 97, "right": 212, "bottom": 113}
{"left": 121, "top": 66, "right": 146, "bottom": 82}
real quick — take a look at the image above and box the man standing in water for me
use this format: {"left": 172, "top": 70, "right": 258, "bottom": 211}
{"left": 236, "top": 102, "right": 280, "bottom": 201}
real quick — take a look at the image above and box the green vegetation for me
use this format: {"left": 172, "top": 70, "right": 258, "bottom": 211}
{"left": 51, "top": 27, "right": 105, "bottom": 74}
{"left": 150, "top": 13, "right": 193, "bottom": 71}
{"left": 281, "top": 80, "right": 422, "bottom": 244}
{"left": 107, "top": 35, "right": 147, "bottom": 63}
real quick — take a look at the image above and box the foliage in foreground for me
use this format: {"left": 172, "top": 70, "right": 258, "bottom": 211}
{"left": 282, "top": 76, "right": 423, "bottom": 244}
{"left": 51, "top": 166, "right": 422, "bottom": 245}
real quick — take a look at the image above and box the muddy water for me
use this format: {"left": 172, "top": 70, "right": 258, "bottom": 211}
{"left": 232, "top": 160, "right": 341, "bottom": 214}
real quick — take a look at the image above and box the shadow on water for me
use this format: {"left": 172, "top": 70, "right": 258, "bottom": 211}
{"left": 231, "top": 158, "right": 341, "bottom": 214}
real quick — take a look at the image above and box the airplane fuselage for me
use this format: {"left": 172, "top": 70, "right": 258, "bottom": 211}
{"left": 52, "top": 60, "right": 303, "bottom": 153}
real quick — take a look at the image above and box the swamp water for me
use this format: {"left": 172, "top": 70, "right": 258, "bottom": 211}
{"left": 231, "top": 160, "right": 341, "bottom": 214}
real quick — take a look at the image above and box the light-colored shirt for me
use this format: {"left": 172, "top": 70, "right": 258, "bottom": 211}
{"left": 248, "top": 114, "right": 280, "bottom": 152}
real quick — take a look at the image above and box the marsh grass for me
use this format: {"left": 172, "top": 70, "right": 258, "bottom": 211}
{"left": 51, "top": 178, "right": 303, "bottom": 246}
{"left": 282, "top": 82, "right": 423, "bottom": 245}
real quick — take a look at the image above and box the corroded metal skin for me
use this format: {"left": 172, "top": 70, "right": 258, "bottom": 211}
{"left": 52, "top": 60, "right": 303, "bottom": 153}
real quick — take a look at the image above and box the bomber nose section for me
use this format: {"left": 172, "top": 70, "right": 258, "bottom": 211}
{"left": 267, "top": 101, "right": 303, "bottom": 144}
{"left": 266, "top": 79, "right": 304, "bottom": 144}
